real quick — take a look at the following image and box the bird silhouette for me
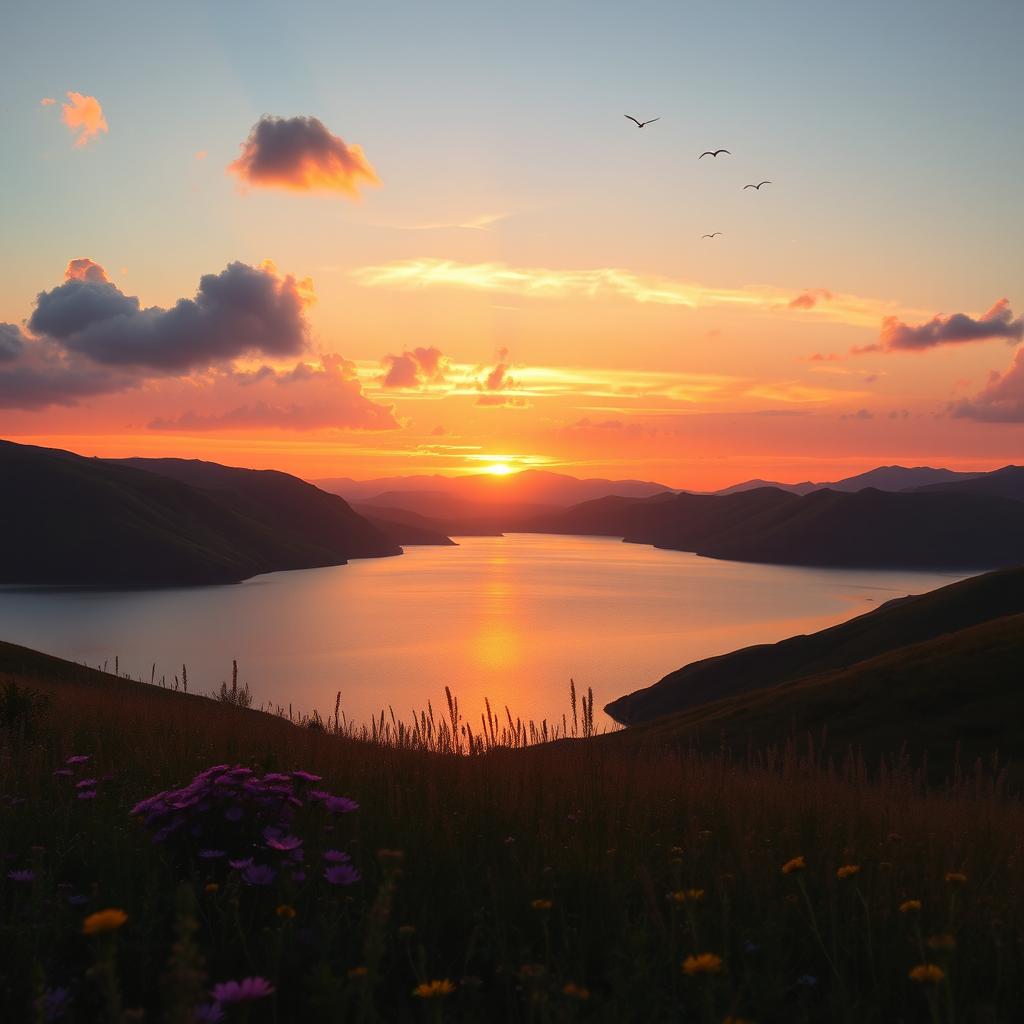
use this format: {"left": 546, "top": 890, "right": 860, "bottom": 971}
{"left": 701, "top": 232, "right": 723, "bottom": 239}
{"left": 624, "top": 115, "right": 660, "bottom": 128}
{"left": 743, "top": 181, "right": 772, "bottom": 190}
{"left": 699, "top": 149, "right": 731, "bottom": 158}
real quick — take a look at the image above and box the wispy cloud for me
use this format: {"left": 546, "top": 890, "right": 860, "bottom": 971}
{"left": 58, "top": 92, "right": 108, "bottom": 147}
{"left": 382, "top": 212, "right": 510, "bottom": 232}
{"left": 352, "top": 258, "right": 916, "bottom": 328}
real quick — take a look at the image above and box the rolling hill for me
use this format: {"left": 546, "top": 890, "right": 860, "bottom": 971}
{"left": 606, "top": 563, "right": 1024, "bottom": 725}
{"left": 0, "top": 441, "right": 400, "bottom": 586}
{"left": 911, "top": 465, "right": 1024, "bottom": 502}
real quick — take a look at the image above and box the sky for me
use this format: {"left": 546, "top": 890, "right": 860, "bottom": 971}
{"left": 1, "top": 0, "right": 1023, "bottom": 489}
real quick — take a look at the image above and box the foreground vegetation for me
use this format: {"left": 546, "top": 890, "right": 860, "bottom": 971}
{"left": 1, "top": 643, "right": 1021, "bottom": 1022}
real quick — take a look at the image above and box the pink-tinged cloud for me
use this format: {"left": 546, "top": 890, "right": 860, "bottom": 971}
{"left": 857, "top": 299, "right": 1024, "bottom": 354}
{"left": 195, "top": 150, "right": 207, "bottom": 161}
{"left": 60, "top": 92, "right": 108, "bottom": 147}
{"left": 380, "top": 346, "right": 447, "bottom": 388}
{"left": 228, "top": 115, "right": 379, "bottom": 197}
{"left": 65, "top": 258, "right": 110, "bottom": 283}
{"left": 29, "top": 259, "right": 314, "bottom": 371}
{"left": 147, "top": 355, "right": 399, "bottom": 432}
{"left": 951, "top": 348, "right": 1024, "bottom": 422}
{"left": 40, "top": 97, "right": 56, "bottom": 107}
{"left": 789, "top": 288, "right": 834, "bottom": 310}
{"left": 0, "top": 324, "right": 26, "bottom": 363}
{"left": 475, "top": 349, "right": 527, "bottom": 407}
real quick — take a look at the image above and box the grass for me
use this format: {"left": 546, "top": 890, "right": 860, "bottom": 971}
{"left": 1, "top": 642, "right": 1022, "bottom": 1022}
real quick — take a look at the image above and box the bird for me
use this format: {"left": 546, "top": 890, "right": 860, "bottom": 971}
{"left": 624, "top": 115, "right": 660, "bottom": 128}
{"left": 701, "top": 232, "right": 723, "bottom": 239}
{"left": 743, "top": 181, "right": 772, "bottom": 190}
{"left": 699, "top": 149, "right": 731, "bottom": 158}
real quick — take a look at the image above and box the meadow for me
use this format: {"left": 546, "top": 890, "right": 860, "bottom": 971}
{"left": 1, "top": 644, "right": 1020, "bottom": 1023}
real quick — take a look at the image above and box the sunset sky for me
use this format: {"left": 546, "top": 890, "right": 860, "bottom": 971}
{"left": 2, "top": 0, "right": 1023, "bottom": 489}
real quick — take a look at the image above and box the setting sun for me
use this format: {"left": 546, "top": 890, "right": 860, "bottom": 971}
{"left": 484, "top": 462, "right": 514, "bottom": 476}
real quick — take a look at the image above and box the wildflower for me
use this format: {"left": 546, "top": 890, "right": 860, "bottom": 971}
{"left": 909, "top": 964, "right": 945, "bottom": 985}
{"left": 347, "top": 966, "right": 368, "bottom": 979}
{"left": 199, "top": 849, "right": 226, "bottom": 860}
{"left": 210, "top": 977, "right": 275, "bottom": 1003}
{"left": 264, "top": 834, "right": 303, "bottom": 852}
{"left": 927, "top": 933, "right": 956, "bottom": 952}
{"left": 75, "top": 778, "right": 97, "bottom": 789}
{"left": 670, "top": 846, "right": 684, "bottom": 856}
{"left": 35, "top": 986, "right": 72, "bottom": 1022}
{"left": 668, "top": 888, "right": 705, "bottom": 904}
{"left": 324, "top": 849, "right": 351, "bottom": 863}
{"left": 413, "top": 979, "right": 456, "bottom": 999}
{"left": 66, "top": 755, "right": 91, "bottom": 765}
{"left": 82, "top": 908, "right": 127, "bottom": 935}
{"left": 945, "top": 871, "right": 967, "bottom": 885}
{"left": 53, "top": 769, "right": 73, "bottom": 778}
{"left": 899, "top": 899, "right": 922, "bottom": 914}
{"left": 682, "top": 953, "right": 723, "bottom": 976}
{"left": 276, "top": 904, "right": 296, "bottom": 919}
{"left": 563, "top": 982, "right": 590, "bottom": 1000}
{"left": 837, "top": 864, "right": 861, "bottom": 880}
{"left": 324, "top": 864, "right": 360, "bottom": 886}
{"left": 292, "top": 770, "right": 322, "bottom": 783}
{"left": 205, "top": 883, "right": 220, "bottom": 894}
{"left": 193, "top": 1004, "right": 224, "bottom": 1024}
{"left": 781, "top": 856, "right": 805, "bottom": 875}
{"left": 531, "top": 899, "right": 553, "bottom": 911}
{"left": 7, "top": 869, "right": 35, "bottom": 883}
{"left": 228, "top": 858, "right": 253, "bottom": 871}
{"left": 242, "top": 863, "right": 276, "bottom": 886}
{"left": 323, "top": 795, "right": 359, "bottom": 814}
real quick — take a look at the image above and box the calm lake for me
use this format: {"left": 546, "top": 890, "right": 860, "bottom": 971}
{"left": 0, "top": 534, "right": 966, "bottom": 728}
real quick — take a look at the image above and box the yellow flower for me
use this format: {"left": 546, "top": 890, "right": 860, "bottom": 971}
{"left": 204, "top": 883, "right": 219, "bottom": 894}
{"left": 682, "top": 953, "right": 723, "bottom": 976}
{"left": 531, "top": 899, "right": 553, "bottom": 911}
{"left": 899, "top": 899, "right": 922, "bottom": 914}
{"left": 82, "top": 908, "right": 128, "bottom": 936}
{"left": 945, "top": 871, "right": 967, "bottom": 885}
{"left": 670, "top": 846, "right": 684, "bottom": 856}
{"left": 781, "top": 856, "right": 805, "bottom": 875}
{"left": 562, "top": 982, "right": 590, "bottom": 1000}
{"left": 836, "top": 864, "right": 860, "bottom": 880}
{"left": 275, "top": 904, "right": 296, "bottom": 919}
{"left": 668, "top": 888, "right": 706, "bottom": 904}
{"left": 413, "top": 979, "right": 456, "bottom": 999}
{"left": 909, "top": 963, "right": 945, "bottom": 985}
{"left": 927, "top": 933, "right": 956, "bottom": 952}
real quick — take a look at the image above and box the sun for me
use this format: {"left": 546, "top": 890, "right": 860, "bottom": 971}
{"left": 483, "top": 462, "right": 514, "bottom": 476}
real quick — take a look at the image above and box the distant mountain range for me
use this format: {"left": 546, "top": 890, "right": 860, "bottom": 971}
{"left": 605, "top": 564, "right": 1024, "bottom": 780}
{"left": 0, "top": 441, "right": 403, "bottom": 586}
{"left": 714, "top": 465, "right": 984, "bottom": 496}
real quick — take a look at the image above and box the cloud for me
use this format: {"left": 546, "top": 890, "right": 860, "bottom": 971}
{"left": 950, "top": 348, "right": 1024, "bottom": 422}
{"left": 380, "top": 346, "right": 447, "bottom": 388}
{"left": 40, "top": 97, "right": 56, "bottom": 106}
{"left": 0, "top": 324, "right": 26, "bottom": 363}
{"left": 59, "top": 92, "right": 108, "bottom": 147}
{"left": 0, "top": 361, "right": 127, "bottom": 410}
{"left": 475, "top": 348, "right": 527, "bottom": 407}
{"left": 29, "top": 259, "right": 313, "bottom": 371}
{"left": 840, "top": 408, "right": 874, "bottom": 420}
{"left": 789, "top": 288, "right": 833, "bottom": 310}
{"left": 228, "top": 115, "right": 379, "bottom": 197}
{"left": 386, "top": 212, "right": 510, "bottom": 232}
{"left": 195, "top": 150, "right": 207, "bottom": 161}
{"left": 147, "top": 355, "right": 398, "bottom": 432}
{"left": 857, "top": 299, "right": 1024, "bottom": 354}
{"left": 353, "top": 259, "right": 916, "bottom": 328}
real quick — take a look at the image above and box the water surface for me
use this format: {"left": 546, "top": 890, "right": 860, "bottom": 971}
{"left": 0, "top": 535, "right": 966, "bottom": 727}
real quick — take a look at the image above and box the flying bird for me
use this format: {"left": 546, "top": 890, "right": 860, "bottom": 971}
{"left": 744, "top": 181, "right": 772, "bottom": 190}
{"left": 625, "top": 115, "right": 660, "bottom": 128}
{"left": 701, "top": 232, "right": 723, "bottom": 239}
{"left": 699, "top": 149, "right": 731, "bottom": 158}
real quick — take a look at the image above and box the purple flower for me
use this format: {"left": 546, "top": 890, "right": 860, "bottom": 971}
{"left": 224, "top": 806, "right": 244, "bottom": 822}
{"left": 229, "top": 857, "right": 254, "bottom": 871}
{"left": 210, "top": 977, "right": 275, "bottom": 1003}
{"left": 262, "top": 773, "right": 292, "bottom": 784}
{"left": 68, "top": 893, "right": 90, "bottom": 906}
{"left": 8, "top": 869, "right": 35, "bottom": 882}
{"left": 35, "top": 986, "right": 71, "bottom": 1022}
{"left": 291, "top": 871, "right": 307, "bottom": 882}
{"left": 323, "top": 849, "right": 351, "bottom": 864}
{"left": 264, "top": 835, "right": 303, "bottom": 852}
{"left": 292, "top": 770, "right": 322, "bottom": 783}
{"left": 199, "top": 849, "right": 226, "bottom": 860}
{"left": 193, "top": 1003, "right": 224, "bottom": 1024}
{"left": 66, "top": 755, "right": 90, "bottom": 765}
{"left": 77, "top": 790, "right": 98, "bottom": 801}
{"left": 323, "top": 795, "right": 359, "bottom": 815}
{"left": 324, "top": 864, "right": 360, "bottom": 886}
{"left": 75, "top": 779, "right": 97, "bottom": 789}
{"left": 242, "top": 863, "right": 276, "bottom": 886}
{"left": 52, "top": 769, "right": 73, "bottom": 778}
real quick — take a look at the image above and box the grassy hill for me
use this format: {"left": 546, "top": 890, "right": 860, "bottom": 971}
{"left": 0, "top": 441, "right": 399, "bottom": 586}
{"left": 607, "top": 564, "right": 1024, "bottom": 725}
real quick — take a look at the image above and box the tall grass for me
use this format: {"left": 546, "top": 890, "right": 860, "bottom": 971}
{"left": 1, "top": 657, "right": 1021, "bottom": 1022}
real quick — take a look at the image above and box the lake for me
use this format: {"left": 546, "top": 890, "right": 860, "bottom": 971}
{"left": 0, "top": 534, "right": 967, "bottom": 728}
